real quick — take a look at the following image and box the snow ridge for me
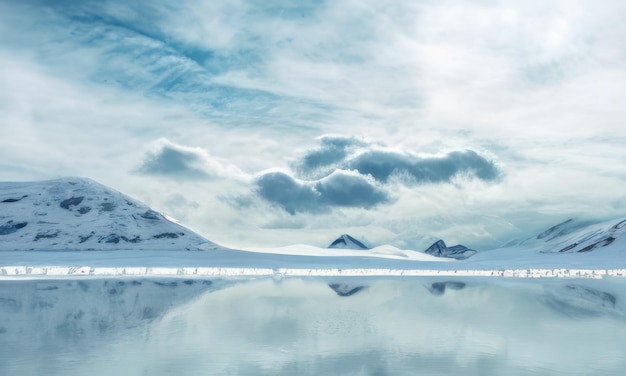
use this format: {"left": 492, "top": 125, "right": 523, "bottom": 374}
{"left": 513, "top": 217, "right": 626, "bottom": 254}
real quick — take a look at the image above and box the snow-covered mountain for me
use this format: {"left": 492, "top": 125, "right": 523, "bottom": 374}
{"left": 327, "top": 234, "right": 370, "bottom": 250}
{"left": 423, "top": 240, "right": 477, "bottom": 260}
{"left": 515, "top": 217, "right": 626, "bottom": 254}
{"left": 0, "top": 178, "right": 218, "bottom": 251}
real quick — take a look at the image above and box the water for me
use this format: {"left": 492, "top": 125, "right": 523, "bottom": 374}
{"left": 1, "top": 277, "right": 626, "bottom": 375}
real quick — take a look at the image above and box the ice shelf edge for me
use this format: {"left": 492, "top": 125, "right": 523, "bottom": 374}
{"left": 1, "top": 266, "right": 626, "bottom": 279}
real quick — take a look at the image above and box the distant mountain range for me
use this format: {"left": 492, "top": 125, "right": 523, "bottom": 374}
{"left": 326, "top": 234, "right": 477, "bottom": 260}
{"left": 1, "top": 177, "right": 624, "bottom": 257}
{"left": 327, "top": 218, "right": 626, "bottom": 260}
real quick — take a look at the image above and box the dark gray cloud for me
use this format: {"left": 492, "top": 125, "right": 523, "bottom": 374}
{"left": 256, "top": 170, "right": 389, "bottom": 214}
{"left": 257, "top": 137, "right": 501, "bottom": 214}
{"left": 296, "top": 137, "right": 501, "bottom": 184}
{"left": 315, "top": 171, "right": 390, "bottom": 208}
{"left": 298, "top": 136, "right": 366, "bottom": 176}
{"left": 138, "top": 142, "right": 211, "bottom": 180}
{"left": 348, "top": 149, "right": 501, "bottom": 183}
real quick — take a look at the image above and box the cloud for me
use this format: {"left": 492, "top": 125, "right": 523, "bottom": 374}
{"left": 255, "top": 136, "right": 500, "bottom": 215}
{"left": 137, "top": 139, "right": 240, "bottom": 180}
{"left": 348, "top": 149, "right": 501, "bottom": 184}
{"left": 256, "top": 170, "right": 389, "bottom": 214}
{"left": 296, "top": 137, "right": 501, "bottom": 184}
{"left": 297, "top": 136, "right": 367, "bottom": 177}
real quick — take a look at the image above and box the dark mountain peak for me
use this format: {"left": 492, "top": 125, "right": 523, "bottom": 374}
{"left": 328, "top": 234, "right": 370, "bottom": 250}
{"left": 424, "top": 239, "right": 476, "bottom": 260}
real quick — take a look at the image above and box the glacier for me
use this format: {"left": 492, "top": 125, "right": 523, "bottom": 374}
{"left": 2, "top": 178, "right": 626, "bottom": 375}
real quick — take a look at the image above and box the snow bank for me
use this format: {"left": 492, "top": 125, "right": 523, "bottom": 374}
{"left": 1, "top": 265, "right": 624, "bottom": 279}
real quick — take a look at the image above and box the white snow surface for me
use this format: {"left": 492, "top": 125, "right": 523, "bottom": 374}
{"left": 243, "top": 243, "right": 447, "bottom": 261}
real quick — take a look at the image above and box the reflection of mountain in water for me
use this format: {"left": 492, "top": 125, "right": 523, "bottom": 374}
{"left": 2, "top": 278, "right": 622, "bottom": 376}
{"left": 2, "top": 278, "right": 626, "bottom": 375}
{"left": 0, "top": 278, "right": 229, "bottom": 363}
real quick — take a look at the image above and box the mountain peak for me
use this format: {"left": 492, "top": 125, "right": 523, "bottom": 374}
{"left": 328, "top": 234, "right": 370, "bottom": 250}
{"left": 535, "top": 217, "right": 626, "bottom": 254}
{"left": 423, "top": 239, "right": 476, "bottom": 260}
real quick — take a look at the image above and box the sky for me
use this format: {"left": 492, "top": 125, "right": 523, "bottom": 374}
{"left": 1, "top": 0, "right": 626, "bottom": 251}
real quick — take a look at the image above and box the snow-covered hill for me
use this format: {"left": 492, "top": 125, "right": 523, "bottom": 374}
{"left": 516, "top": 217, "right": 626, "bottom": 254}
{"left": 0, "top": 178, "right": 219, "bottom": 251}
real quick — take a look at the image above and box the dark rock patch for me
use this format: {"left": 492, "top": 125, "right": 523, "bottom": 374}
{"left": 578, "top": 236, "right": 616, "bottom": 252}
{"left": 60, "top": 196, "right": 85, "bottom": 210}
{"left": 612, "top": 220, "right": 626, "bottom": 231}
{"left": 153, "top": 232, "right": 181, "bottom": 239}
{"left": 34, "top": 231, "right": 60, "bottom": 241}
{"left": 602, "top": 236, "right": 616, "bottom": 246}
{"left": 537, "top": 219, "right": 574, "bottom": 240}
{"left": 182, "top": 280, "right": 196, "bottom": 285}
{"left": 124, "top": 235, "right": 141, "bottom": 243}
{"left": 0, "top": 221, "right": 28, "bottom": 235}
{"left": 98, "top": 234, "right": 142, "bottom": 244}
{"left": 78, "top": 233, "right": 94, "bottom": 244}
{"left": 558, "top": 243, "right": 578, "bottom": 253}
{"left": 2, "top": 195, "right": 27, "bottom": 203}
{"left": 578, "top": 244, "right": 595, "bottom": 252}
{"left": 77, "top": 206, "right": 91, "bottom": 214}
{"left": 140, "top": 210, "right": 160, "bottom": 220}
{"left": 100, "top": 234, "right": 120, "bottom": 244}
{"left": 99, "top": 202, "right": 116, "bottom": 212}
{"left": 560, "top": 236, "right": 618, "bottom": 253}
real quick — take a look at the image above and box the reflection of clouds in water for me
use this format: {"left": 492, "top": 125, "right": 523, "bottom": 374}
{"left": 28, "top": 279, "right": 624, "bottom": 376}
